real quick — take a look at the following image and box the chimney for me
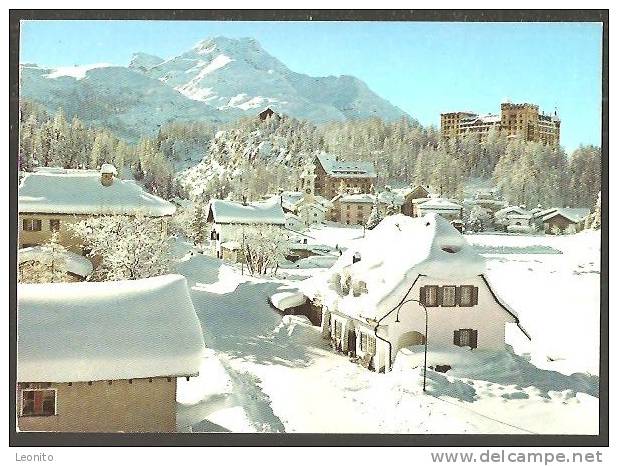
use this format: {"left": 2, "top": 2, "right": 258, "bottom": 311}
{"left": 100, "top": 164, "right": 117, "bottom": 187}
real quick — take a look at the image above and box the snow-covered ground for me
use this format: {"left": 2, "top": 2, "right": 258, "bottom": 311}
{"left": 171, "top": 227, "right": 600, "bottom": 435}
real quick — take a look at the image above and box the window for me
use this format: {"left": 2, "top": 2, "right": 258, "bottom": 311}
{"left": 459, "top": 285, "right": 477, "bottom": 307}
{"left": 22, "top": 219, "right": 42, "bottom": 232}
{"left": 334, "top": 320, "right": 342, "bottom": 340}
{"left": 20, "top": 388, "right": 56, "bottom": 417}
{"left": 49, "top": 219, "right": 60, "bottom": 232}
{"left": 441, "top": 286, "right": 457, "bottom": 307}
{"left": 421, "top": 285, "right": 439, "bottom": 307}
{"left": 454, "top": 329, "right": 478, "bottom": 349}
{"left": 359, "top": 332, "right": 376, "bottom": 354}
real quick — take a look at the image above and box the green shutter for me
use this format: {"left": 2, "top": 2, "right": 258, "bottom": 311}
{"left": 419, "top": 286, "right": 426, "bottom": 305}
{"left": 436, "top": 286, "right": 443, "bottom": 306}
{"left": 455, "top": 286, "right": 461, "bottom": 306}
{"left": 472, "top": 286, "right": 479, "bottom": 306}
{"left": 453, "top": 329, "right": 461, "bottom": 346}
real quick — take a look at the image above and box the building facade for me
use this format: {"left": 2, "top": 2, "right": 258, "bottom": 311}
{"left": 441, "top": 102, "right": 560, "bottom": 147}
{"left": 314, "top": 153, "right": 377, "bottom": 199}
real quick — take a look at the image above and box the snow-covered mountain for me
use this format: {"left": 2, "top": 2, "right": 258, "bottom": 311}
{"left": 20, "top": 37, "right": 408, "bottom": 140}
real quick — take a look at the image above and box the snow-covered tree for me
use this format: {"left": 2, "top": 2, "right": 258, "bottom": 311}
{"left": 590, "top": 191, "right": 601, "bottom": 230}
{"left": 467, "top": 205, "right": 492, "bottom": 232}
{"left": 366, "top": 200, "right": 382, "bottom": 230}
{"left": 69, "top": 213, "right": 170, "bottom": 281}
{"left": 190, "top": 201, "right": 207, "bottom": 245}
{"left": 235, "top": 225, "right": 290, "bottom": 275}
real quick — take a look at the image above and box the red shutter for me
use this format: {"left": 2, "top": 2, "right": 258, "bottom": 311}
{"left": 33, "top": 391, "right": 44, "bottom": 415}
{"left": 472, "top": 286, "right": 479, "bottom": 305}
{"left": 453, "top": 330, "right": 461, "bottom": 346}
{"left": 470, "top": 330, "right": 478, "bottom": 349}
{"left": 419, "top": 286, "right": 426, "bottom": 305}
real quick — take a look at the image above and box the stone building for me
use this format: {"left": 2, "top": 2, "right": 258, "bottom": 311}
{"left": 314, "top": 153, "right": 376, "bottom": 199}
{"left": 441, "top": 102, "right": 560, "bottom": 147}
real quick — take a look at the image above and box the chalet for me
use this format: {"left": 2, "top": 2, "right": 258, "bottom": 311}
{"left": 300, "top": 214, "right": 529, "bottom": 372}
{"left": 541, "top": 208, "right": 590, "bottom": 234}
{"left": 17, "top": 274, "right": 205, "bottom": 432}
{"left": 494, "top": 205, "right": 534, "bottom": 231}
{"left": 258, "top": 107, "right": 279, "bottom": 121}
{"left": 18, "top": 246, "right": 94, "bottom": 283}
{"left": 417, "top": 198, "right": 464, "bottom": 221}
{"left": 18, "top": 165, "right": 175, "bottom": 255}
{"left": 206, "top": 197, "right": 286, "bottom": 260}
{"left": 314, "top": 153, "right": 376, "bottom": 199}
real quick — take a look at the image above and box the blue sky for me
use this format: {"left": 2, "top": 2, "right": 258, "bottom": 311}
{"left": 20, "top": 20, "right": 603, "bottom": 151}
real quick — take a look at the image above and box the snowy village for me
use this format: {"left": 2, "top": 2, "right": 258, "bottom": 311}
{"left": 15, "top": 28, "right": 602, "bottom": 436}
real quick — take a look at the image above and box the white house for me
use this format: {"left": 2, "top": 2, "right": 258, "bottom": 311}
{"left": 206, "top": 197, "right": 286, "bottom": 259}
{"left": 300, "top": 214, "right": 529, "bottom": 373}
{"left": 17, "top": 274, "right": 205, "bottom": 432}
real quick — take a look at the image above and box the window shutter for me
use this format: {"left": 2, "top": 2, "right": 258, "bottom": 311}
{"left": 419, "top": 286, "right": 426, "bottom": 305}
{"left": 472, "top": 287, "right": 479, "bottom": 305}
{"left": 470, "top": 330, "right": 478, "bottom": 349}
{"left": 453, "top": 330, "right": 461, "bottom": 346}
{"left": 455, "top": 286, "right": 461, "bottom": 306}
{"left": 437, "top": 286, "right": 443, "bottom": 306}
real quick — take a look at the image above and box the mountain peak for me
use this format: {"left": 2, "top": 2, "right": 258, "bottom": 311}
{"left": 192, "top": 36, "right": 263, "bottom": 55}
{"left": 128, "top": 52, "right": 164, "bottom": 71}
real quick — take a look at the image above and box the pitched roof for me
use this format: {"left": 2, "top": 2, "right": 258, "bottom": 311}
{"left": 542, "top": 208, "right": 590, "bottom": 223}
{"left": 207, "top": 197, "right": 286, "bottom": 225}
{"left": 495, "top": 205, "right": 529, "bottom": 218}
{"left": 17, "top": 275, "right": 205, "bottom": 382}
{"left": 418, "top": 198, "right": 463, "bottom": 211}
{"left": 18, "top": 168, "right": 176, "bottom": 217}
{"left": 335, "top": 193, "right": 376, "bottom": 204}
{"left": 316, "top": 153, "right": 376, "bottom": 179}
{"left": 300, "top": 214, "right": 485, "bottom": 320}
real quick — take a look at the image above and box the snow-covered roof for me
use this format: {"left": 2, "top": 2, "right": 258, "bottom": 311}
{"left": 100, "top": 163, "right": 117, "bottom": 175}
{"left": 542, "top": 208, "right": 590, "bottom": 223}
{"left": 418, "top": 198, "right": 463, "bottom": 212}
{"left": 17, "top": 274, "right": 205, "bottom": 383}
{"left": 269, "top": 291, "right": 307, "bottom": 311}
{"left": 316, "top": 153, "right": 376, "bottom": 179}
{"left": 300, "top": 214, "right": 486, "bottom": 321}
{"left": 495, "top": 205, "right": 529, "bottom": 218}
{"left": 207, "top": 197, "right": 285, "bottom": 225}
{"left": 18, "top": 246, "right": 93, "bottom": 278}
{"left": 18, "top": 168, "right": 176, "bottom": 217}
{"left": 377, "top": 190, "right": 405, "bottom": 206}
{"left": 335, "top": 193, "right": 376, "bottom": 204}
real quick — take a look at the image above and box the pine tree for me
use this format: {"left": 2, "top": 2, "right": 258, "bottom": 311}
{"left": 366, "top": 199, "right": 383, "bottom": 230}
{"left": 190, "top": 201, "right": 206, "bottom": 244}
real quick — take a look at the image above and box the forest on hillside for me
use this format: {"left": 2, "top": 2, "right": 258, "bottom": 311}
{"left": 18, "top": 100, "right": 601, "bottom": 211}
